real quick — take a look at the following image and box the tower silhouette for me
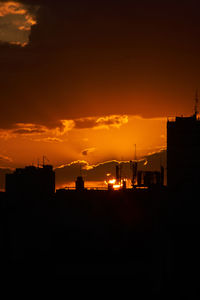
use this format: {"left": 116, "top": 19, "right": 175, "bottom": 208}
{"left": 167, "top": 97, "right": 200, "bottom": 188}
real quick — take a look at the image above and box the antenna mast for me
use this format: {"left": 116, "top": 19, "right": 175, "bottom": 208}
{"left": 80, "top": 162, "right": 82, "bottom": 176}
{"left": 134, "top": 144, "right": 137, "bottom": 161}
{"left": 43, "top": 156, "right": 45, "bottom": 167}
{"left": 132, "top": 144, "right": 138, "bottom": 188}
{"left": 42, "top": 155, "right": 49, "bottom": 167}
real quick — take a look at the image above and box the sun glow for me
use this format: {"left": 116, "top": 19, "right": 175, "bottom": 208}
{"left": 104, "top": 178, "right": 125, "bottom": 190}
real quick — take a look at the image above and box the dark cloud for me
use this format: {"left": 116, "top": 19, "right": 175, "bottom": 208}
{"left": 82, "top": 150, "right": 88, "bottom": 156}
{"left": 81, "top": 147, "right": 95, "bottom": 156}
{"left": 0, "top": 154, "right": 12, "bottom": 162}
{"left": 13, "top": 128, "right": 46, "bottom": 134}
{"left": 0, "top": 0, "right": 39, "bottom": 46}
{"left": 0, "top": 120, "right": 75, "bottom": 141}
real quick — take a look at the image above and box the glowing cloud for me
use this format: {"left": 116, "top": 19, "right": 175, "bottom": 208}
{"left": 0, "top": 1, "right": 26, "bottom": 16}
{"left": 59, "top": 120, "right": 75, "bottom": 134}
{"left": 0, "top": 120, "right": 74, "bottom": 142}
{"left": 74, "top": 115, "right": 128, "bottom": 130}
{"left": 95, "top": 115, "right": 128, "bottom": 129}
{"left": 0, "top": 1, "right": 38, "bottom": 46}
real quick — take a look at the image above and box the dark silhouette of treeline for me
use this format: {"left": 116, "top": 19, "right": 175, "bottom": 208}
{"left": 1, "top": 185, "right": 200, "bottom": 297}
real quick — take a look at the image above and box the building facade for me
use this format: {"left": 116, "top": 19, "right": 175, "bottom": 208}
{"left": 167, "top": 114, "right": 200, "bottom": 188}
{"left": 6, "top": 165, "right": 55, "bottom": 195}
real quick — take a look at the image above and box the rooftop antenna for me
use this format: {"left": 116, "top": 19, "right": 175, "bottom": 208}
{"left": 134, "top": 144, "right": 137, "bottom": 161}
{"left": 131, "top": 144, "right": 138, "bottom": 188}
{"left": 80, "top": 162, "right": 82, "bottom": 176}
{"left": 43, "top": 156, "right": 45, "bottom": 167}
{"left": 42, "top": 155, "right": 49, "bottom": 167}
{"left": 194, "top": 89, "right": 199, "bottom": 118}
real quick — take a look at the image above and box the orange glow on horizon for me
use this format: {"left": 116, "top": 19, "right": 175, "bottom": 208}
{"left": 105, "top": 178, "right": 125, "bottom": 190}
{"left": 0, "top": 115, "right": 166, "bottom": 171}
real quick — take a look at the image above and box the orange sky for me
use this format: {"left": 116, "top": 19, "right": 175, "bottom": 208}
{"left": 0, "top": 115, "right": 166, "bottom": 168}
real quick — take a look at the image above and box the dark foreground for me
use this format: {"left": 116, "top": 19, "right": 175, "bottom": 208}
{"left": 0, "top": 187, "right": 200, "bottom": 295}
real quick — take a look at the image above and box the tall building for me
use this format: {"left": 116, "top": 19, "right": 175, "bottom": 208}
{"left": 167, "top": 112, "right": 200, "bottom": 188}
{"left": 6, "top": 165, "right": 55, "bottom": 195}
{"left": 75, "top": 176, "right": 85, "bottom": 191}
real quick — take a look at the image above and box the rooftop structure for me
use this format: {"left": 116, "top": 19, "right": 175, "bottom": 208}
{"left": 6, "top": 165, "right": 55, "bottom": 195}
{"left": 167, "top": 110, "right": 200, "bottom": 188}
{"left": 75, "top": 176, "right": 85, "bottom": 191}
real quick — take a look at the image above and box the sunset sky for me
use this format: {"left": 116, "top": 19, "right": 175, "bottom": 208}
{"left": 0, "top": 0, "right": 200, "bottom": 183}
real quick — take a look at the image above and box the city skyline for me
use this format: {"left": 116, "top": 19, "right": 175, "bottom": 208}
{"left": 2, "top": 1, "right": 200, "bottom": 288}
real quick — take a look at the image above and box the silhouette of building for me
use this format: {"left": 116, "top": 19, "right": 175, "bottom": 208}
{"left": 6, "top": 165, "right": 55, "bottom": 195}
{"left": 75, "top": 176, "right": 85, "bottom": 191}
{"left": 167, "top": 113, "right": 200, "bottom": 188}
{"left": 137, "top": 169, "right": 164, "bottom": 187}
